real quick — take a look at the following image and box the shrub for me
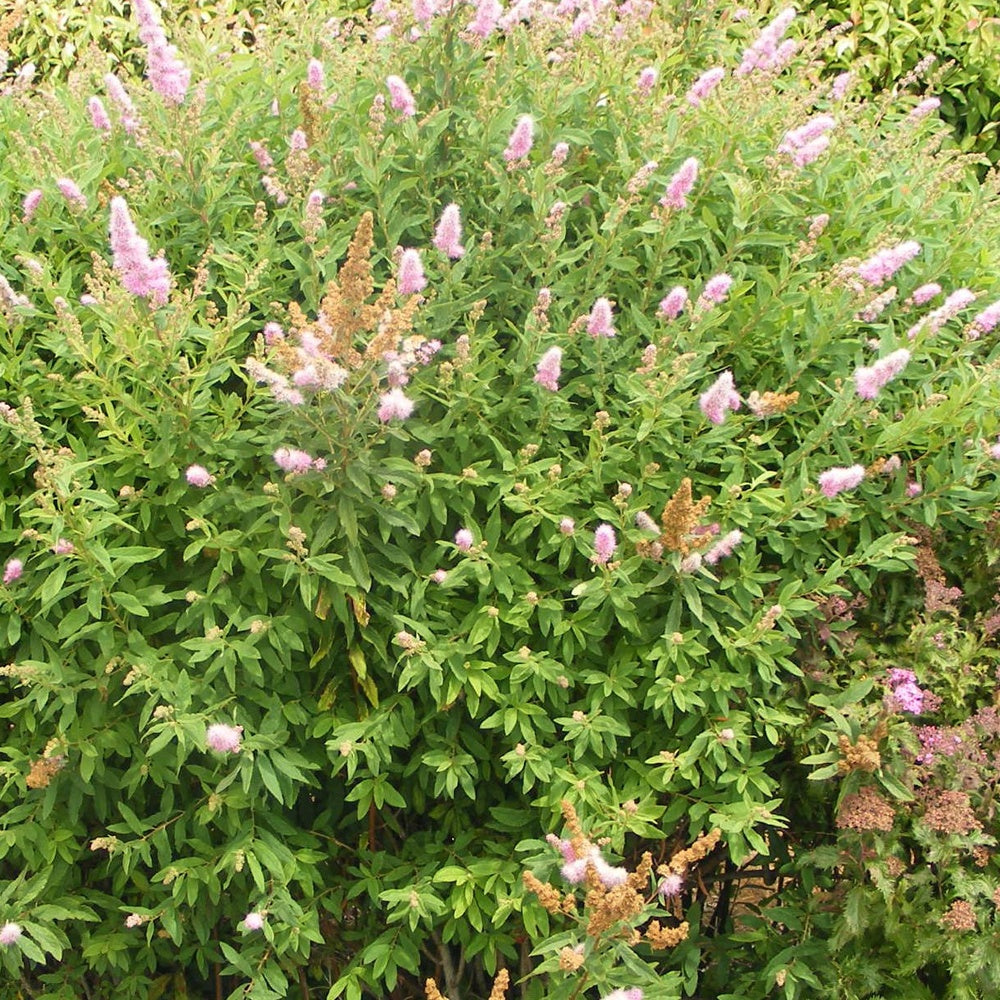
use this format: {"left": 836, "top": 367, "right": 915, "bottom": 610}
{"left": 1, "top": 2, "right": 1000, "bottom": 999}
{"left": 806, "top": 0, "right": 1000, "bottom": 170}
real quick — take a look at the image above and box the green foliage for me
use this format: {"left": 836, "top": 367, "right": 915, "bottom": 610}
{"left": 808, "top": 0, "right": 1000, "bottom": 168}
{"left": 1, "top": 2, "right": 1000, "bottom": 999}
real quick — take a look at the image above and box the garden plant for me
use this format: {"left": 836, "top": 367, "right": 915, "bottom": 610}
{"left": 1, "top": 1, "right": 1000, "bottom": 999}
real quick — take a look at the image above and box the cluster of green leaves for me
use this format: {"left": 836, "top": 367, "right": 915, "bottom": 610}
{"left": 806, "top": 0, "right": 1000, "bottom": 169}
{"left": 1, "top": 1, "right": 999, "bottom": 999}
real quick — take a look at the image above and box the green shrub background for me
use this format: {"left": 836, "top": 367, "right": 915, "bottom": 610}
{"left": 1, "top": 2, "right": 1000, "bottom": 999}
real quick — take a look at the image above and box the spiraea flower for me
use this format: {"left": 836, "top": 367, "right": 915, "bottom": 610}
{"left": 504, "top": 115, "right": 534, "bottom": 162}
{"left": 243, "top": 911, "right": 265, "bottom": 931}
{"left": 432, "top": 203, "right": 465, "bottom": 258}
{"left": 454, "top": 528, "right": 474, "bottom": 551}
{"left": 686, "top": 67, "right": 724, "bottom": 106}
{"left": 377, "top": 387, "right": 415, "bottom": 422}
{"left": 660, "top": 157, "right": 699, "bottom": 210}
{"left": 206, "top": 723, "right": 243, "bottom": 754}
{"left": 587, "top": 297, "right": 616, "bottom": 338}
{"left": 3, "top": 559, "right": 23, "bottom": 584}
{"left": 699, "top": 371, "right": 741, "bottom": 425}
{"left": 854, "top": 348, "right": 911, "bottom": 400}
{"left": 818, "top": 465, "right": 865, "bottom": 498}
{"left": 185, "top": 464, "right": 213, "bottom": 487}
{"left": 658, "top": 286, "right": 688, "bottom": 319}
{"left": 0, "top": 922, "right": 22, "bottom": 946}
{"left": 534, "top": 346, "right": 562, "bottom": 391}
{"left": 636, "top": 66, "right": 658, "bottom": 95}
{"left": 855, "top": 241, "right": 921, "bottom": 287}
{"left": 109, "top": 197, "right": 172, "bottom": 307}
{"left": 397, "top": 248, "right": 427, "bottom": 295}
{"left": 386, "top": 75, "right": 417, "bottom": 117}
{"left": 698, "top": 273, "right": 732, "bottom": 307}
{"left": 592, "top": 524, "right": 617, "bottom": 564}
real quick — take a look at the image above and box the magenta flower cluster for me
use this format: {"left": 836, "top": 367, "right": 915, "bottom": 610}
{"left": 818, "top": 465, "right": 865, "bottom": 499}
{"left": 855, "top": 241, "right": 921, "bottom": 287}
{"left": 660, "top": 157, "right": 699, "bottom": 210}
{"left": 534, "top": 347, "right": 562, "bottom": 391}
{"left": 885, "top": 668, "right": 925, "bottom": 714}
{"left": 109, "top": 198, "right": 172, "bottom": 307}
{"left": 699, "top": 371, "right": 740, "bottom": 424}
{"left": 132, "top": 0, "right": 191, "bottom": 105}
{"left": 854, "top": 348, "right": 910, "bottom": 400}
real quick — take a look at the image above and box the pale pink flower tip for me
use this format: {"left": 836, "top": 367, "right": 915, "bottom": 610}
{"left": 905, "top": 481, "right": 922, "bottom": 497}
{"left": 559, "top": 518, "right": 575, "bottom": 536}
{"left": 185, "top": 464, "right": 213, "bottom": 488}
{"left": 454, "top": 529, "right": 474, "bottom": 552}
{"left": 0, "top": 922, "right": 23, "bottom": 946}
{"left": 989, "top": 442, "right": 1000, "bottom": 461}
{"left": 686, "top": 67, "right": 724, "bottom": 107}
{"left": 22, "top": 189, "right": 43, "bottom": 223}
{"left": 657, "top": 286, "right": 688, "bottom": 320}
{"left": 3, "top": 559, "right": 23, "bottom": 585}
{"left": 206, "top": 723, "right": 243, "bottom": 754}
{"left": 432, "top": 203, "right": 465, "bottom": 259}
{"left": 273, "top": 447, "right": 314, "bottom": 474}
{"left": 377, "top": 387, "right": 415, "bottom": 422}
{"left": 699, "top": 273, "right": 732, "bottom": 306}
{"left": 658, "top": 873, "right": 684, "bottom": 899}
{"left": 703, "top": 529, "right": 742, "bottom": 566}
{"left": 603, "top": 989, "right": 643, "bottom": 1000}
{"left": 699, "top": 370, "right": 741, "bottom": 425}
{"left": 504, "top": 115, "right": 534, "bottom": 163}
{"left": 854, "top": 348, "right": 910, "bottom": 400}
{"left": 910, "top": 282, "right": 941, "bottom": 306}
{"left": 109, "top": 197, "right": 172, "bottom": 307}
{"left": 243, "top": 911, "right": 265, "bottom": 931}
{"left": 467, "top": 0, "right": 502, "bottom": 38}
{"left": 592, "top": 524, "right": 617, "bottom": 565}
{"left": 386, "top": 75, "right": 417, "bottom": 117}
{"left": 397, "top": 249, "right": 427, "bottom": 295}
{"left": 53, "top": 539, "right": 75, "bottom": 556}
{"left": 818, "top": 465, "right": 865, "bottom": 499}
{"left": 587, "top": 297, "right": 616, "bottom": 338}
{"left": 432, "top": 569, "right": 448, "bottom": 584}
{"left": 306, "top": 58, "right": 325, "bottom": 90}
{"left": 534, "top": 346, "right": 562, "bottom": 391}
{"left": 88, "top": 96, "right": 112, "bottom": 132}
{"left": 124, "top": 914, "right": 144, "bottom": 928}
{"left": 719, "top": 728, "right": 735, "bottom": 741}
{"left": 660, "top": 157, "right": 699, "bottom": 210}
{"left": 637, "top": 66, "right": 658, "bottom": 95}
{"left": 856, "top": 241, "right": 921, "bottom": 287}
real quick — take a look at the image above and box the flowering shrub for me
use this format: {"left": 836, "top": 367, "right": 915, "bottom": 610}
{"left": 1, "top": 1, "right": 1000, "bottom": 999}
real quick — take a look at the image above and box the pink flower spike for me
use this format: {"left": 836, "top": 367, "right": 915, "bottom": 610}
{"left": 534, "top": 347, "right": 562, "bottom": 391}
{"left": 853, "top": 348, "right": 910, "bottom": 400}
{"left": 273, "top": 447, "right": 314, "bottom": 474}
{"left": 592, "top": 524, "right": 617, "bottom": 564}
{"left": 637, "top": 66, "right": 658, "bottom": 95}
{"left": 386, "top": 75, "right": 417, "bottom": 117}
{"left": 88, "top": 96, "right": 112, "bottom": 131}
{"left": 970, "top": 299, "right": 1000, "bottom": 337}
{"left": 699, "top": 370, "right": 741, "bottom": 425}
{"left": 0, "top": 922, "right": 23, "bottom": 946}
{"left": 243, "top": 912, "right": 265, "bottom": 931}
{"left": 22, "top": 189, "right": 42, "bottom": 223}
{"left": 53, "top": 538, "right": 75, "bottom": 555}
{"left": 377, "top": 387, "right": 415, "bottom": 422}
{"left": 906, "top": 481, "right": 922, "bottom": 497}
{"left": 587, "top": 298, "right": 616, "bottom": 338}
{"left": 660, "top": 157, "right": 699, "bottom": 210}
{"left": 686, "top": 67, "right": 724, "bottom": 107}
{"left": 397, "top": 249, "right": 427, "bottom": 295}
{"left": 185, "top": 464, "right": 213, "bottom": 487}
{"left": 504, "top": 115, "right": 534, "bottom": 162}
{"left": 699, "top": 273, "right": 732, "bottom": 307}
{"left": 3, "top": 559, "right": 23, "bottom": 585}
{"left": 56, "top": 178, "right": 88, "bottom": 210}
{"left": 454, "top": 528, "right": 474, "bottom": 551}
{"left": 908, "top": 97, "right": 940, "bottom": 122}
{"left": 432, "top": 569, "right": 447, "bottom": 583}
{"left": 658, "top": 873, "right": 683, "bottom": 899}
{"left": 856, "top": 241, "right": 921, "bottom": 287}
{"left": 432, "top": 203, "right": 465, "bottom": 259}
{"left": 559, "top": 518, "right": 575, "bottom": 536}
{"left": 703, "top": 529, "right": 743, "bottom": 565}
{"left": 657, "top": 286, "right": 688, "bottom": 320}
{"left": 467, "top": 0, "right": 502, "bottom": 38}
{"left": 206, "top": 723, "right": 243, "bottom": 754}
{"left": 910, "top": 282, "right": 941, "bottom": 306}
{"left": 109, "top": 197, "right": 172, "bottom": 307}
{"left": 818, "top": 464, "right": 865, "bottom": 498}
{"left": 306, "top": 58, "right": 325, "bottom": 89}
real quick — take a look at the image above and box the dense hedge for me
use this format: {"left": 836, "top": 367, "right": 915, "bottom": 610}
{"left": 1, "top": 2, "right": 1000, "bottom": 999}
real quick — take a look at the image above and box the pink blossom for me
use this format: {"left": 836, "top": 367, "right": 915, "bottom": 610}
{"left": 735, "top": 7, "right": 796, "bottom": 76}
{"left": 657, "top": 286, "right": 688, "bottom": 320}
{"left": 377, "top": 387, "right": 415, "bottom": 422}
{"left": 719, "top": 727, "right": 735, "bottom": 740}
{"left": 504, "top": 115, "right": 534, "bottom": 162}
{"left": 856, "top": 241, "right": 921, "bottom": 287}
{"left": 658, "top": 873, "right": 683, "bottom": 899}
{"left": 779, "top": 115, "right": 836, "bottom": 153}
{"left": 886, "top": 669, "right": 924, "bottom": 713}
{"left": 386, "top": 75, "right": 416, "bottom": 117}
{"left": 910, "top": 282, "right": 941, "bottom": 306}
{"left": 109, "top": 197, "right": 172, "bottom": 307}
{"left": 881, "top": 455, "right": 902, "bottom": 475}
{"left": 550, "top": 142, "right": 570, "bottom": 167}
{"left": 104, "top": 73, "right": 135, "bottom": 115}
{"left": 432, "top": 569, "right": 447, "bottom": 583}
{"left": 454, "top": 529, "right": 474, "bottom": 551}
{"left": 185, "top": 464, "right": 213, "bottom": 487}
{"left": 0, "top": 922, "right": 22, "bottom": 946}
{"left": 382, "top": 483, "right": 398, "bottom": 500}
{"left": 990, "top": 442, "right": 1000, "bottom": 461}
{"left": 908, "top": 97, "right": 940, "bottom": 122}
{"left": 22, "top": 189, "right": 42, "bottom": 223}
{"left": 56, "top": 178, "right": 88, "bottom": 210}
{"left": 433, "top": 203, "right": 465, "bottom": 258}
{"left": 818, "top": 465, "right": 865, "bottom": 498}
{"left": 413, "top": 0, "right": 437, "bottom": 24}
{"left": 534, "top": 346, "right": 562, "bottom": 391}
{"left": 206, "top": 723, "right": 243, "bottom": 754}
{"left": 853, "top": 348, "right": 910, "bottom": 400}
{"left": 250, "top": 140, "right": 273, "bottom": 170}
{"left": 273, "top": 447, "right": 314, "bottom": 473}
{"left": 970, "top": 299, "right": 1000, "bottom": 338}
{"left": 592, "top": 524, "right": 617, "bottom": 564}
{"left": 88, "top": 96, "right": 112, "bottom": 131}
{"left": 637, "top": 66, "right": 658, "bottom": 95}
{"left": 703, "top": 529, "right": 743, "bottom": 565}
{"left": 699, "top": 273, "right": 732, "bottom": 307}
{"left": 132, "top": 0, "right": 191, "bottom": 105}
{"left": 263, "top": 322, "right": 284, "bottom": 344}
{"left": 791, "top": 135, "right": 830, "bottom": 168}
{"left": 829, "top": 72, "right": 852, "bottom": 101}
{"left": 913, "top": 288, "right": 977, "bottom": 338}
{"left": 906, "top": 481, "right": 922, "bottom": 497}
{"left": 660, "top": 157, "right": 699, "bottom": 210}
{"left": 3, "top": 559, "right": 23, "bottom": 585}
{"left": 467, "top": 0, "right": 502, "bottom": 38}
{"left": 587, "top": 298, "right": 616, "bottom": 338}
{"left": 243, "top": 912, "right": 265, "bottom": 931}
{"left": 699, "top": 370, "right": 740, "bottom": 425}
{"left": 52, "top": 538, "right": 75, "bottom": 555}
{"left": 290, "top": 128, "right": 308, "bottom": 151}
{"left": 559, "top": 518, "right": 575, "bottom": 535}
{"left": 397, "top": 249, "right": 427, "bottom": 295}
{"left": 680, "top": 552, "right": 703, "bottom": 573}
{"left": 306, "top": 58, "right": 325, "bottom": 89}
{"left": 124, "top": 914, "right": 144, "bottom": 928}
{"left": 686, "top": 67, "right": 724, "bottom": 107}
{"left": 603, "top": 990, "right": 643, "bottom": 1000}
